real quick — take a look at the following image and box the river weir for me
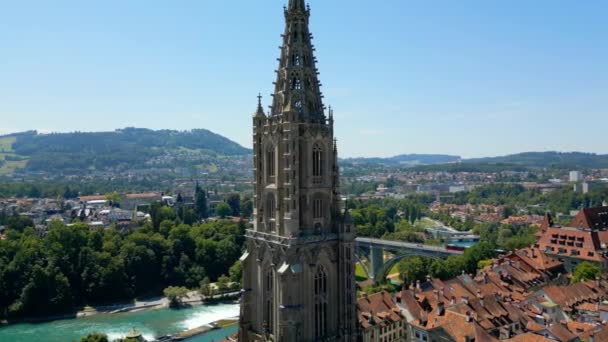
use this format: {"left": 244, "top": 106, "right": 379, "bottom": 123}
{"left": 0, "top": 303, "right": 239, "bottom": 342}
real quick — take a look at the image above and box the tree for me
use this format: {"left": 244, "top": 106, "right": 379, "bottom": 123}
{"left": 477, "top": 259, "right": 493, "bottom": 269}
{"left": 229, "top": 260, "right": 242, "bottom": 285}
{"left": 572, "top": 262, "right": 601, "bottom": 284}
{"left": 199, "top": 277, "right": 213, "bottom": 298}
{"left": 6, "top": 214, "right": 34, "bottom": 232}
{"left": 226, "top": 194, "right": 241, "bottom": 217}
{"left": 163, "top": 286, "right": 190, "bottom": 307}
{"left": 12, "top": 265, "right": 73, "bottom": 317}
{"left": 397, "top": 257, "right": 428, "bottom": 285}
{"left": 78, "top": 333, "right": 109, "bottom": 342}
{"left": 0, "top": 216, "right": 246, "bottom": 320}
{"left": 105, "top": 192, "right": 121, "bottom": 208}
{"left": 217, "top": 274, "right": 230, "bottom": 293}
{"left": 240, "top": 198, "right": 253, "bottom": 218}
{"left": 216, "top": 202, "right": 232, "bottom": 218}
{"left": 63, "top": 186, "right": 78, "bottom": 199}
{"left": 194, "top": 184, "right": 208, "bottom": 220}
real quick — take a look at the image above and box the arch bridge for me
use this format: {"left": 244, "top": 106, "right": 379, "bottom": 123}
{"left": 355, "top": 237, "right": 463, "bottom": 283}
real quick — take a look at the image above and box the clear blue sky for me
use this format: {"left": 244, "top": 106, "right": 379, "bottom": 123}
{"left": 1, "top": 0, "right": 606, "bottom": 158}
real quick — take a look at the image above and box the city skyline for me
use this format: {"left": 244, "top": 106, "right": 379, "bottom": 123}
{"left": 1, "top": 0, "right": 606, "bottom": 158}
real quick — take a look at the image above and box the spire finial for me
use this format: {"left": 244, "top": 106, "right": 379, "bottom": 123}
{"left": 255, "top": 93, "right": 265, "bottom": 117}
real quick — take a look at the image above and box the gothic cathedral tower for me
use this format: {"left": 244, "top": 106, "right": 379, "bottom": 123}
{"left": 239, "top": 1, "right": 357, "bottom": 341}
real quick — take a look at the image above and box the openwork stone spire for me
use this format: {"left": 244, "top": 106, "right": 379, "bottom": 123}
{"left": 288, "top": 0, "right": 306, "bottom": 10}
{"left": 271, "top": 0, "right": 325, "bottom": 123}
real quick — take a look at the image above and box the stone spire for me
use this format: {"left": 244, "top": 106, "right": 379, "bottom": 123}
{"left": 288, "top": 0, "right": 306, "bottom": 11}
{"left": 271, "top": 0, "right": 325, "bottom": 123}
{"left": 254, "top": 93, "right": 265, "bottom": 117}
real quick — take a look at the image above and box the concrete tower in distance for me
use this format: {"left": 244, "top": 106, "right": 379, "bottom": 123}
{"left": 238, "top": 0, "right": 357, "bottom": 341}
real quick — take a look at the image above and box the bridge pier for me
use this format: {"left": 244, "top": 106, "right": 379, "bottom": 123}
{"left": 369, "top": 246, "right": 383, "bottom": 280}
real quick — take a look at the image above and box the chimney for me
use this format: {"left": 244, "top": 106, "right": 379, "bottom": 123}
{"left": 478, "top": 294, "right": 485, "bottom": 307}
{"left": 465, "top": 311, "right": 472, "bottom": 322}
{"left": 531, "top": 249, "right": 536, "bottom": 258}
{"left": 433, "top": 290, "right": 439, "bottom": 301}
{"left": 451, "top": 296, "right": 456, "bottom": 305}
{"left": 439, "top": 287, "right": 445, "bottom": 298}
{"left": 462, "top": 295, "right": 469, "bottom": 305}
{"left": 426, "top": 275, "right": 431, "bottom": 283}
{"left": 437, "top": 301, "right": 445, "bottom": 316}
{"left": 483, "top": 273, "right": 489, "bottom": 284}
{"left": 416, "top": 280, "right": 421, "bottom": 291}
{"left": 368, "top": 311, "right": 374, "bottom": 324}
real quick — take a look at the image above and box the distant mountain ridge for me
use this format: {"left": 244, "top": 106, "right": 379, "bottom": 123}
{"left": 342, "top": 151, "right": 608, "bottom": 171}
{"left": 2, "top": 127, "right": 607, "bottom": 176}
{"left": 342, "top": 154, "right": 461, "bottom": 166}
{"left": 465, "top": 151, "right": 608, "bottom": 169}
{"left": 0, "top": 128, "right": 250, "bottom": 175}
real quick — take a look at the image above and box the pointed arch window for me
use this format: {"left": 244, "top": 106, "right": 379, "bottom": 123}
{"left": 264, "top": 269, "right": 275, "bottom": 335}
{"left": 312, "top": 143, "right": 325, "bottom": 180}
{"left": 266, "top": 193, "right": 276, "bottom": 232}
{"left": 294, "top": 99, "right": 303, "bottom": 112}
{"left": 314, "top": 266, "right": 328, "bottom": 338}
{"left": 291, "top": 77, "right": 302, "bottom": 90}
{"left": 266, "top": 145, "right": 275, "bottom": 182}
{"left": 313, "top": 198, "right": 323, "bottom": 219}
{"left": 292, "top": 53, "right": 301, "bottom": 66}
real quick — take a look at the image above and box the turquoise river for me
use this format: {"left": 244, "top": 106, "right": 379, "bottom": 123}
{"left": 0, "top": 303, "right": 239, "bottom": 342}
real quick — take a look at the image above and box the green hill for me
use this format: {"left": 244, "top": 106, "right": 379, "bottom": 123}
{"left": 0, "top": 128, "right": 250, "bottom": 175}
{"left": 465, "top": 151, "right": 608, "bottom": 169}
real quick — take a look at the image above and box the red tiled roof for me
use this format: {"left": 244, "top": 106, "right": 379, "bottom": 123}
{"left": 565, "top": 320, "right": 595, "bottom": 334}
{"left": 536, "top": 226, "right": 606, "bottom": 262}
{"left": 79, "top": 195, "right": 107, "bottom": 202}
{"left": 514, "top": 247, "right": 563, "bottom": 273}
{"left": 570, "top": 206, "right": 608, "bottom": 230}
{"left": 357, "top": 291, "right": 403, "bottom": 329}
{"left": 541, "top": 281, "right": 605, "bottom": 309}
{"left": 125, "top": 192, "right": 160, "bottom": 199}
{"left": 505, "top": 333, "right": 554, "bottom": 342}
{"left": 546, "top": 323, "right": 577, "bottom": 342}
{"left": 587, "top": 325, "right": 608, "bottom": 342}
{"left": 526, "top": 320, "right": 545, "bottom": 332}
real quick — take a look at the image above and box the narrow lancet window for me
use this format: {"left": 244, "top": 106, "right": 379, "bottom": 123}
{"left": 312, "top": 143, "right": 324, "bottom": 178}
{"left": 266, "top": 194, "right": 276, "bottom": 232}
{"left": 314, "top": 266, "right": 328, "bottom": 338}
{"left": 266, "top": 146, "right": 275, "bottom": 180}
{"left": 264, "top": 269, "right": 274, "bottom": 335}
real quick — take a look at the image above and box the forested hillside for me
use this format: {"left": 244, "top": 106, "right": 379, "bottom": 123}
{"left": 466, "top": 151, "right": 608, "bottom": 169}
{"left": 0, "top": 128, "right": 250, "bottom": 175}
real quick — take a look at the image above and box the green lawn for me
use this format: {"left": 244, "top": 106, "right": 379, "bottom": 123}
{"left": 415, "top": 217, "right": 439, "bottom": 229}
{"left": 389, "top": 263, "right": 400, "bottom": 276}
{"left": 355, "top": 263, "right": 369, "bottom": 281}
{"left": 0, "top": 159, "right": 28, "bottom": 175}
{"left": 0, "top": 136, "right": 15, "bottom": 153}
